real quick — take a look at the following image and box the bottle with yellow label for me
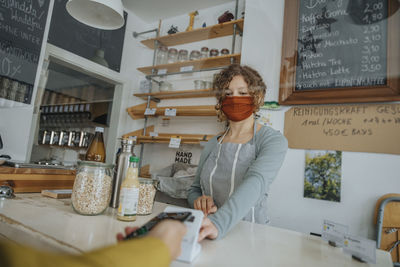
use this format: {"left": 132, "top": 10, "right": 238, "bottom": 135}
{"left": 117, "top": 156, "right": 140, "bottom": 221}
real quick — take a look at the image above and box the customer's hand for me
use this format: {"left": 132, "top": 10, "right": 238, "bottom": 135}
{"left": 116, "top": 220, "right": 187, "bottom": 261}
{"left": 198, "top": 217, "right": 218, "bottom": 242}
{"left": 194, "top": 195, "right": 218, "bottom": 216}
{"left": 116, "top": 227, "right": 139, "bottom": 241}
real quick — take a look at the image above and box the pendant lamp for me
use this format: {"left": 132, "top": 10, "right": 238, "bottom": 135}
{"left": 66, "top": 0, "right": 124, "bottom": 30}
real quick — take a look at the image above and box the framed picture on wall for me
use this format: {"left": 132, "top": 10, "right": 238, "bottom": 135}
{"left": 279, "top": 0, "right": 400, "bottom": 105}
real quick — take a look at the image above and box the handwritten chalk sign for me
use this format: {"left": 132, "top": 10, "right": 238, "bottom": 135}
{"left": 0, "top": 0, "right": 50, "bottom": 104}
{"left": 279, "top": 0, "right": 400, "bottom": 104}
{"left": 284, "top": 104, "right": 400, "bottom": 154}
{"left": 295, "top": 0, "right": 387, "bottom": 91}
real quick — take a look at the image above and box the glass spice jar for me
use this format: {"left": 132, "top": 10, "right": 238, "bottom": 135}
{"left": 156, "top": 46, "right": 168, "bottom": 65}
{"left": 189, "top": 50, "right": 201, "bottom": 61}
{"left": 167, "top": 48, "right": 178, "bottom": 63}
{"left": 178, "top": 49, "right": 189, "bottom": 62}
{"left": 200, "top": 47, "right": 209, "bottom": 58}
{"left": 221, "top": 48, "right": 230, "bottom": 55}
{"left": 137, "top": 178, "right": 157, "bottom": 215}
{"left": 209, "top": 49, "right": 219, "bottom": 57}
{"left": 71, "top": 161, "right": 114, "bottom": 215}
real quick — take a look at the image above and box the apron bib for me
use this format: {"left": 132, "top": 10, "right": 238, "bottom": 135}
{"left": 200, "top": 123, "right": 270, "bottom": 224}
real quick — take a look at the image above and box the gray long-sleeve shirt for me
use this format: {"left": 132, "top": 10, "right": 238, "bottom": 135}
{"left": 187, "top": 126, "right": 288, "bottom": 239}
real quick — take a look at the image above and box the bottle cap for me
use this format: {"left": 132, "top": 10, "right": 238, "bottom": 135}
{"left": 95, "top": 127, "right": 104, "bottom": 133}
{"left": 129, "top": 156, "right": 139, "bottom": 163}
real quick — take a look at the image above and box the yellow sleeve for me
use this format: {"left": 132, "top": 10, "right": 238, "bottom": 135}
{"left": 0, "top": 237, "right": 171, "bottom": 267}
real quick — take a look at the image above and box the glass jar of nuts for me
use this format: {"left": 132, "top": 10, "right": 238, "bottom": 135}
{"left": 137, "top": 178, "right": 157, "bottom": 215}
{"left": 71, "top": 161, "right": 114, "bottom": 215}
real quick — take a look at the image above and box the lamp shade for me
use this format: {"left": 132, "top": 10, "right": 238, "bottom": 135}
{"left": 66, "top": 0, "right": 124, "bottom": 30}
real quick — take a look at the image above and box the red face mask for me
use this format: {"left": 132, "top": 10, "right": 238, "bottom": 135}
{"left": 221, "top": 96, "right": 254, "bottom": 122}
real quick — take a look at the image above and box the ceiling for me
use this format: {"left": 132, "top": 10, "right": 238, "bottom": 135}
{"left": 122, "top": 0, "right": 233, "bottom": 23}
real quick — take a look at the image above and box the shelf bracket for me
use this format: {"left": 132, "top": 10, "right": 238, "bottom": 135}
{"left": 235, "top": 23, "right": 243, "bottom": 36}
{"left": 132, "top": 28, "right": 158, "bottom": 38}
{"left": 149, "top": 96, "right": 160, "bottom": 103}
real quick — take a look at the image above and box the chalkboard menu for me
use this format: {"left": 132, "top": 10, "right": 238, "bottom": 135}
{"left": 279, "top": 0, "right": 400, "bottom": 105}
{"left": 295, "top": 0, "right": 387, "bottom": 91}
{"left": 0, "top": 0, "right": 50, "bottom": 104}
{"left": 48, "top": 0, "right": 127, "bottom": 73}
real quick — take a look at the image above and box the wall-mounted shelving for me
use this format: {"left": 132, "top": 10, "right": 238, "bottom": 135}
{"left": 141, "top": 19, "right": 244, "bottom": 49}
{"left": 134, "top": 88, "right": 215, "bottom": 100}
{"left": 128, "top": 5, "right": 243, "bottom": 175}
{"left": 137, "top": 54, "right": 241, "bottom": 76}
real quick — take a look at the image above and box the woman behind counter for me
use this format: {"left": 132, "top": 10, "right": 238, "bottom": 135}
{"left": 188, "top": 64, "right": 288, "bottom": 241}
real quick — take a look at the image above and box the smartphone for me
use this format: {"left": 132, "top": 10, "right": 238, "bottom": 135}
{"left": 124, "top": 212, "right": 192, "bottom": 240}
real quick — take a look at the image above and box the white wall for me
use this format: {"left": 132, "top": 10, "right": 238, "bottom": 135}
{"left": 242, "top": 0, "right": 400, "bottom": 240}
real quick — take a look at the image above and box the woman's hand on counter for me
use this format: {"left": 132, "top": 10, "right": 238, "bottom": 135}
{"left": 116, "top": 220, "right": 187, "bottom": 260}
{"left": 194, "top": 195, "right": 218, "bottom": 216}
{"left": 198, "top": 217, "right": 218, "bottom": 242}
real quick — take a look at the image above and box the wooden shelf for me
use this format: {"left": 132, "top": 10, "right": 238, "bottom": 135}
{"left": 137, "top": 54, "right": 241, "bottom": 75}
{"left": 137, "top": 133, "right": 213, "bottom": 145}
{"left": 123, "top": 129, "right": 214, "bottom": 145}
{"left": 127, "top": 103, "right": 216, "bottom": 120}
{"left": 134, "top": 88, "right": 215, "bottom": 100}
{"left": 141, "top": 19, "right": 244, "bottom": 49}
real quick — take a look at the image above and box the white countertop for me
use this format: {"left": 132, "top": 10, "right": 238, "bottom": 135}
{"left": 0, "top": 194, "right": 393, "bottom": 267}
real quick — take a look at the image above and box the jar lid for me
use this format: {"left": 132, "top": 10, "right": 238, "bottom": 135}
{"left": 221, "top": 48, "right": 230, "bottom": 54}
{"left": 190, "top": 50, "right": 200, "bottom": 55}
{"left": 178, "top": 49, "right": 188, "bottom": 54}
{"left": 168, "top": 48, "right": 178, "bottom": 54}
{"left": 77, "top": 161, "right": 114, "bottom": 168}
{"left": 139, "top": 178, "right": 157, "bottom": 184}
{"left": 159, "top": 46, "right": 168, "bottom": 51}
{"left": 201, "top": 47, "right": 209, "bottom": 51}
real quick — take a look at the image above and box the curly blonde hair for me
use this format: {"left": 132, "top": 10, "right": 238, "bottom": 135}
{"left": 213, "top": 64, "right": 266, "bottom": 122}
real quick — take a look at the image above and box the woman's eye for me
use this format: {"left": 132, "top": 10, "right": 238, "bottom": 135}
{"left": 240, "top": 92, "right": 248, "bottom": 95}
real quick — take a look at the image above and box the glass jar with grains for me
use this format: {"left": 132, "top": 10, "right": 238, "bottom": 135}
{"left": 137, "top": 178, "right": 157, "bottom": 215}
{"left": 71, "top": 161, "right": 114, "bottom": 215}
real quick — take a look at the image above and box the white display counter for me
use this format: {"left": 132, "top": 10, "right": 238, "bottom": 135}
{"left": 0, "top": 194, "right": 392, "bottom": 267}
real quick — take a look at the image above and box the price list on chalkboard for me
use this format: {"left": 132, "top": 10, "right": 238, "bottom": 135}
{"left": 0, "top": 0, "right": 50, "bottom": 104}
{"left": 295, "top": 0, "right": 388, "bottom": 91}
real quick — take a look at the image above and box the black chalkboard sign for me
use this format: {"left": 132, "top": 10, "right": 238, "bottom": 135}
{"left": 279, "top": 0, "right": 400, "bottom": 105}
{"left": 0, "top": 0, "right": 50, "bottom": 104}
{"left": 48, "top": 0, "right": 127, "bottom": 72}
{"left": 295, "top": 0, "right": 387, "bottom": 90}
